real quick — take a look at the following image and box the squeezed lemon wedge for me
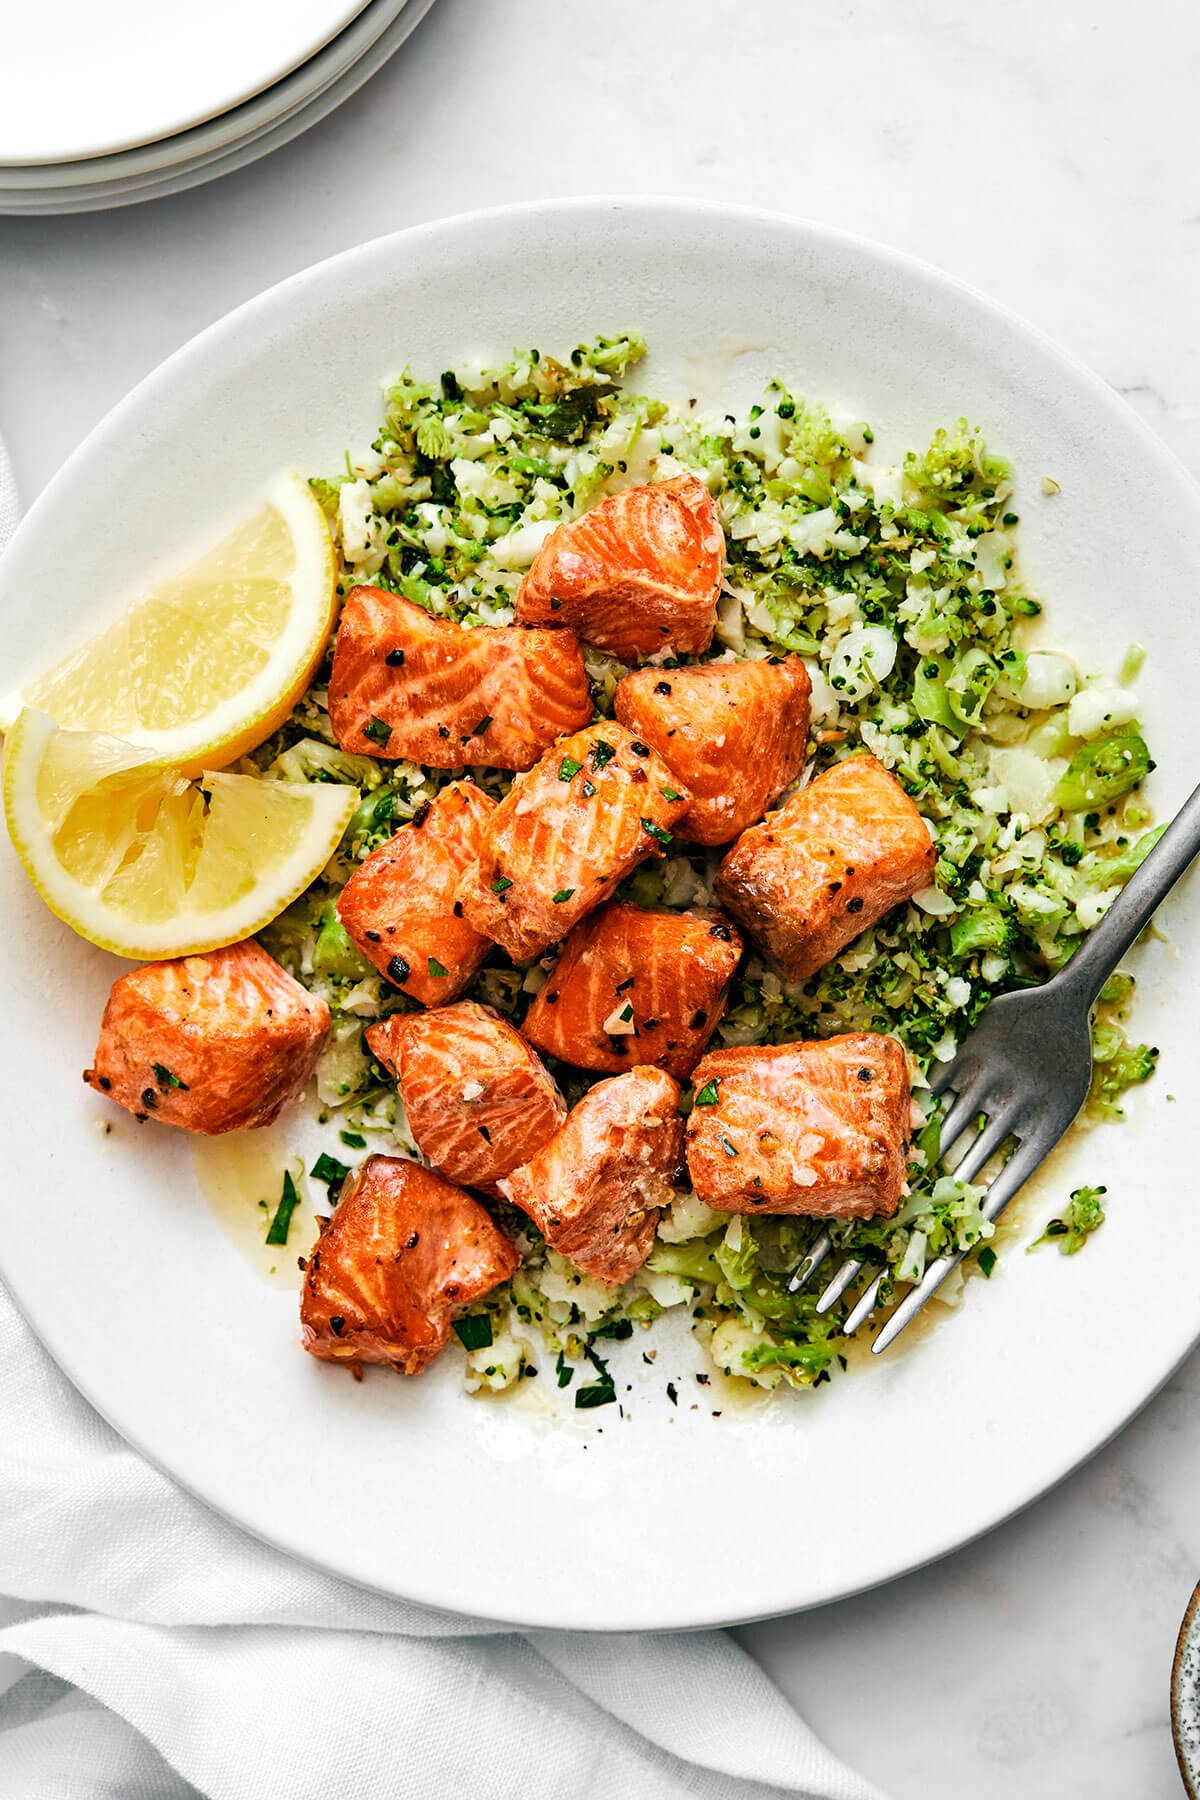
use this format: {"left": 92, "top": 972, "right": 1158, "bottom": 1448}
{"left": 3, "top": 710, "right": 356, "bottom": 959}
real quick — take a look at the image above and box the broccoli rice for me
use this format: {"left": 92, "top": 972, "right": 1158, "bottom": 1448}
{"left": 245, "top": 333, "right": 1159, "bottom": 1399}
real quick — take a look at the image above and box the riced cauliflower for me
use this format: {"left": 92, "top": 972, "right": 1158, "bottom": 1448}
{"left": 251, "top": 335, "right": 1158, "bottom": 1401}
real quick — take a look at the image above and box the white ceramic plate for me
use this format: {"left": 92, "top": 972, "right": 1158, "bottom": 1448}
{"left": 0, "top": 0, "right": 434, "bottom": 218}
{"left": 0, "top": 0, "right": 414, "bottom": 194}
{"left": 1, "top": 0, "right": 375, "bottom": 165}
{"left": 2, "top": 201, "right": 1198, "bottom": 1632}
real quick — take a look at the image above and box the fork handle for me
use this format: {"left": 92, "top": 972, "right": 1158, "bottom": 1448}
{"left": 1056, "top": 776, "right": 1200, "bottom": 1008}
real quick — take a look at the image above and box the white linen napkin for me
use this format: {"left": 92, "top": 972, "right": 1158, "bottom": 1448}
{"left": 0, "top": 434, "right": 888, "bottom": 1800}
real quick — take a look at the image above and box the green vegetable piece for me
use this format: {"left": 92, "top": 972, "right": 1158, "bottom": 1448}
{"left": 1054, "top": 731, "right": 1153, "bottom": 812}
{"left": 428, "top": 957, "right": 449, "bottom": 978}
{"left": 555, "top": 1351, "right": 575, "bottom": 1388}
{"left": 949, "top": 905, "right": 1011, "bottom": 960}
{"left": 641, "top": 818, "right": 673, "bottom": 848}
{"left": 1087, "top": 1034, "right": 1158, "bottom": 1120}
{"left": 339, "top": 1131, "right": 366, "bottom": 1150}
{"left": 977, "top": 1246, "right": 997, "bottom": 1278}
{"left": 694, "top": 1079, "right": 720, "bottom": 1106}
{"left": 591, "top": 739, "right": 616, "bottom": 770}
{"left": 265, "top": 1172, "right": 301, "bottom": 1246}
{"left": 552, "top": 889, "right": 575, "bottom": 904}
{"left": 311, "top": 1152, "right": 351, "bottom": 1190}
{"left": 946, "top": 646, "right": 999, "bottom": 731}
{"left": 492, "top": 876, "right": 513, "bottom": 893}
{"left": 152, "top": 1063, "right": 188, "bottom": 1090}
{"left": 740, "top": 1338, "right": 834, "bottom": 1382}
{"left": 522, "top": 384, "right": 614, "bottom": 444}
{"left": 313, "top": 906, "right": 372, "bottom": 980}
{"left": 347, "top": 785, "right": 396, "bottom": 844}
{"left": 1033, "top": 1184, "right": 1107, "bottom": 1255}
{"left": 912, "top": 655, "right": 962, "bottom": 735}
{"left": 558, "top": 757, "right": 582, "bottom": 781}
{"left": 363, "top": 715, "right": 393, "bottom": 747}
{"left": 1083, "top": 824, "right": 1166, "bottom": 889}
{"left": 452, "top": 1314, "right": 493, "bottom": 1351}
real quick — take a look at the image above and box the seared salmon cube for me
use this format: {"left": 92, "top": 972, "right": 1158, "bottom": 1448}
{"left": 301, "top": 1154, "right": 519, "bottom": 1374}
{"left": 522, "top": 904, "right": 743, "bottom": 1080}
{"left": 500, "top": 1066, "right": 683, "bottom": 1284}
{"left": 83, "top": 939, "right": 329, "bottom": 1134}
{"left": 614, "top": 655, "right": 811, "bottom": 844}
{"left": 685, "top": 1035, "right": 911, "bottom": 1218}
{"left": 328, "top": 586, "right": 593, "bottom": 771}
{"left": 337, "top": 780, "right": 494, "bottom": 1006}
{"left": 456, "top": 722, "right": 690, "bottom": 962}
{"left": 515, "top": 475, "right": 723, "bottom": 662}
{"left": 365, "top": 1001, "right": 566, "bottom": 1190}
{"left": 714, "top": 755, "right": 935, "bottom": 980}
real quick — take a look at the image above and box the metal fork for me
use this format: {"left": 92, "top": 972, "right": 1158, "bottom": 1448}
{"left": 790, "top": 777, "right": 1200, "bottom": 1354}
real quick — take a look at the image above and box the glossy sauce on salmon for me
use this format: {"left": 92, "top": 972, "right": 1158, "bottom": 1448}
{"left": 84, "top": 939, "right": 329, "bottom": 1135}
{"left": 301, "top": 1154, "right": 519, "bottom": 1374}
{"left": 500, "top": 1066, "right": 684, "bottom": 1284}
{"left": 337, "top": 780, "right": 495, "bottom": 1005}
{"left": 456, "top": 722, "right": 690, "bottom": 961}
{"left": 366, "top": 1001, "right": 565, "bottom": 1191}
{"left": 328, "top": 586, "right": 593, "bottom": 770}
{"left": 714, "top": 754, "right": 936, "bottom": 980}
{"left": 614, "top": 655, "right": 811, "bottom": 844}
{"left": 523, "top": 903, "right": 743, "bottom": 1079}
{"left": 515, "top": 475, "right": 724, "bottom": 662}
{"left": 685, "top": 1035, "right": 911, "bottom": 1218}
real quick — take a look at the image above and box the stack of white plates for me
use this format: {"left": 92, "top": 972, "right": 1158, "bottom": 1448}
{"left": 0, "top": 0, "right": 434, "bottom": 215}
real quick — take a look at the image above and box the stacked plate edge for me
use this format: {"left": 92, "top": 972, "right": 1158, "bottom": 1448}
{"left": 0, "top": 0, "right": 433, "bottom": 214}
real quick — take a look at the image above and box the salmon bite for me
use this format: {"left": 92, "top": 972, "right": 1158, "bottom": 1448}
{"left": 516, "top": 474, "right": 724, "bottom": 661}
{"left": 329, "top": 586, "right": 592, "bottom": 770}
{"left": 715, "top": 755, "right": 937, "bottom": 981}
{"left": 84, "top": 940, "right": 329, "bottom": 1135}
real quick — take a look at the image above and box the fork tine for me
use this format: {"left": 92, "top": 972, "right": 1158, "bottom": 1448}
{"left": 871, "top": 1134, "right": 1050, "bottom": 1356}
{"left": 936, "top": 1087, "right": 987, "bottom": 1157}
{"left": 949, "top": 1110, "right": 1018, "bottom": 1187}
{"left": 928, "top": 1050, "right": 976, "bottom": 1097}
{"left": 816, "top": 1256, "right": 862, "bottom": 1313}
{"left": 788, "top": 1230, "right": 832, "bottom": 1293}
{"left": 842, "top": 1269, "right": 887, "bottom": 1335}
{"left": 978, "top": 1131, "right": 1051, "bottom": 1225}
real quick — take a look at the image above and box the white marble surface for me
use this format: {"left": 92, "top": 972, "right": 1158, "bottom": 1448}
{"left": 2, "top": 0, "right": 1199, "bottom": 1793}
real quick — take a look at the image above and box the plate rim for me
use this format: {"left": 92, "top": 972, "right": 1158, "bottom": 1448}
{"left": 0, "top": 0, "right": 381, "bottom": 167}
{"left": 0, "top": 0, "right": 435, "bottom": 217}
{"left": 4, "top": 197, "right": 1200, "bottom": 1631}
{"left": 0, "top": 0, "right": 415, "bottom": 194}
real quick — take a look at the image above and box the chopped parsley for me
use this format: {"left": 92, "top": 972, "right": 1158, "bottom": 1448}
{"left": 558, "top": 756, "right": 582, "bottom": 781}
{"left": 452, "top": 1314, "right": 494, "bottom": 1351}
{"left": 265, "top": 1171, "right": 302, "bottom": 1245}
{"left": 363, "top": 715, "right": 393, "bottom": 746}
{"left": 428, "top": 957, "right": 449, "bottom": 978}
{"left": 311, "top": 1152, "right": 351, "bottom": 1190}
{"left": 151, "top": 1063, "right": 188, "bottom": 1090}
{"left": 694, "top": 1079, "right": 721, "bottom": 1106}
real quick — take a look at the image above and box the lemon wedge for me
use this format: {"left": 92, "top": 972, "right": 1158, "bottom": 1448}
{"left": 3, "top": 710, "right": 357, "bottom": 959}
{"left": 6, "top": 472, "right": 336, "bottom": 774}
